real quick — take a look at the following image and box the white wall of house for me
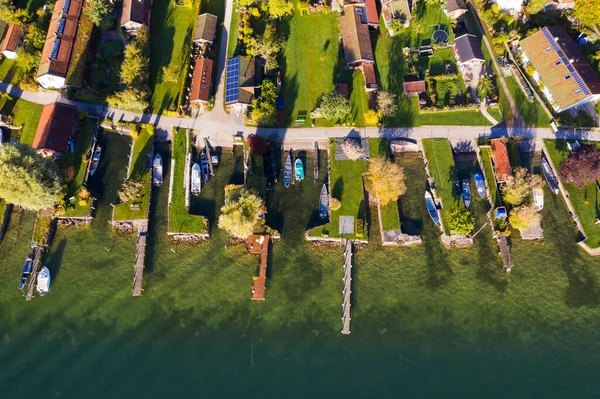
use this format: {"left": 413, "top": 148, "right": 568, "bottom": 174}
{"left": 37, "top": 74, "right": 66, "bottom": 90}
{"left": 492, "top": 0, "right": 522, "bottom": 13}
{"left": 1, "top": 50, "right": 18, "bottom": 59}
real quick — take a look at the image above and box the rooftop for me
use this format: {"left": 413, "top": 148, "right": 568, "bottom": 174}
{"left": 403, "top": 75, "right": 426, "bottom": 94}
{"left": 0, "top": 24, "right": 22, "bottom": 52}
{"left": 340, "top": 6, "right": 374, "bottom": 64}
{"left": 194, "top": 13, "right": 218, "bottom": 43}
{"left": 454, "top": 34, "right": 484, "bottom": 63}
{"left": 446, "top": 0, "right": 467, "bottom": 13}
{"left": 491, "top": 139, "right": 511, "bottom": 182}
{"left": 121, "top": 0, "right": 151, "bottom": 26}
{"left": 33, "top": 103, "right": 78, "bottom": 154}
{"left": 190, "top": 57, "right": 214, "bottom": 102}
{"left": 225, "top": 56, "right": 264, "bottom": 105}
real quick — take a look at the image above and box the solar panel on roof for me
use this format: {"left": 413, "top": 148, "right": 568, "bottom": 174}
{"left": 63, "top": 0, "right": 71, "bottom": 13}
{"left": 225, "top": 58, "right": 240, "bottom": 103}
{"left": 50, "top": 39, "right": 61, "bottom": 59}
{"left": 56, "top": 18, "right": 66, "bottom": 34}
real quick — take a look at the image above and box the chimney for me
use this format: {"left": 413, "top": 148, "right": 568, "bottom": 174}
{"left": 554, "top": 36, "right": 559, "bottom": 42}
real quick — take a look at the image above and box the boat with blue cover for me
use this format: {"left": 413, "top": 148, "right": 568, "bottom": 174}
{"left": 153, "top": 153, "right": 163, "bottom": 186}
{"left": 20, "top": 256, "right": 32, "bottom": 290}
{"left": 295, "top": 158, "right": 304, "bottom": 181}
{"left": 90, "top": 145, "right": 102, "bottom": 176}
{"left": 284, "top": 152, "right": 292, "bottom": 188}
{"left": 319, "top": 184, "right": 328, "bottom": 219}
{"left": 201, "top": 154, "right": 209, "bottom": 185}
{"left": 474, "top": 172, "right": 486, "bottom": 198}
{"left": 425, "top": 191, "right": 440, "bottom": 227}
{"left": 462, "top": 179, "right": 471, "bottom": 209}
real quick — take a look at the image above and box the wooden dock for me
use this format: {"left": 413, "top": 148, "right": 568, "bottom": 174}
{"left": 25, "top": 245, "right": 44, "bottom": 301}
{"left": 248, "top": 234, "right": 269, "bottom": 300}
{"left": 497, "top": 232, "right": 512, "bottom": 273}
{"left": 313, "top": 141, "right": 319, "bottom": 181}
{"left": 203, "top": 138, "right": 215, "bottom": 176}
{"left": 132, "top": 221, "right": 148, "bottom": 296}
{"left": 341, "top": 239, "right": 353, "bottom": 335}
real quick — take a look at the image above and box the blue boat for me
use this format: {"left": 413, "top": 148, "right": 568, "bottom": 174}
{"left": 201, "top": 153, "right": 209, "bottom": 185}
{"left": 295, "top": 158, "right": 304, "bottom": 181}
{"left": 89, "top": 145, "right": 102, "bottom": 176}
{"left": 474, "top": 172, "right": 486, "bottom": 198}
{"left": 20, "top": 256, "right": 32, "bottom": 290}
{"left": 461, "top": 179, "right": 471, "bottom": 209}
{"left": 425, "top": 191, "right": 440, "bottom": 227}
{"left": 284, "top": 152, "right": 292, "bottom": 188}
{"left": 319, "top": 184, "right": 328, "bottom": 219}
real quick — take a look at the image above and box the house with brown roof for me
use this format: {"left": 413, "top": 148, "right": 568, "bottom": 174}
{"left": 364, "top": 0, "right": 379, "bottom": 27}
{"left": 403, "top": 76, "right": 426, "bottom": 96}
{"left": 362, "top": 64, "right": 378, "bottom": 92}
{"left": 382, "top": 0, "right": 411, "bottom": 35}
{"left": 33, "top": 103, "right": 78, "bottom": 157}
{"left": 491, "top": 139, "right": 511, "bottom": 183}
{"left": 339, "top": 6, "right": 375, "bottom": 68}
{"left": 194, "top": 13, "right": 218, "bottom": 46}
{"left": 0, "top": 24, "right": 23, "bottom": 59}
{"left": 520, "top": 27, "right": 600, "bottom": 113}
{"left": 36, "top": 0, "right": 84, "bottom": 89}
{"left": 445, "top": 0, "right": 467, "bottom": 19}
{"left": 190, "top": 57, "right": 214, "bottom": 104}
{"left": 224, "top": 56, "right": 264, "bottom": 109}
{"left": 121, "top": 0, "right": 152, "bottom": 37}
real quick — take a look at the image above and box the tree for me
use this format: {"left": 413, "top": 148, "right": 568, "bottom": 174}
{"left": 377, "top": 91, "right": 398, "bottom": 117}
{"left": 108, "top": 87, "right": 150, "bottom": 112}
{"left": 117, "top": 179, "right": 145, "bottom": 203}
{"left": 365, "top": 157, "right": 406, "bottom": 206}
{"left": 251, "top": 80, "right": 277, "bottom": 125}
{"left": 509, "top": 204, "right": 539, "bottom": 230}
{"left": 339, "top": 138, "right": 365, "bottom": 160}
{"left": 268, "top": 0, "right": 293, "bottom": 17}
{"left": 0, "top": 144, "right": 63, "bottom": 211}
{"left": 16, "top": 49, "right": 40, "bottom": 75}
{"left": 501, "top": 167, "right": 543, "bottom": 206}
{"left": 525, "top": 0, "right": 547, "bottom": 14}
{"left": 24, "top": 23, "right": 46, "bottom": 51}
{"left": 89, "top": 0, "right": 112, "bottom": 29}
{"left": 448, "top": 207, "right": 474, "bottom": 235}
{"left": 246, "top": 31, "right": 285, "bottom": 71}
{"left": 120, "top": 43, "right": 148, "bottom": 85}
{"left": 161, "top": 63, "right": 180, "bottom": 84}
{"left": 574, "top": 0, "right": 600, "bottom": 27}
{"left": 246, "top": 134, "right": 269, "bottom": 156}
{"left": 218, "top": 189, "right": 265, "bottom": 238}
{"left": 330, "top": 197, "right": 341, "bottom": 211}
{"left": 311, "top": 90, "right": 351, "bottom": 120}
{"left": 559, "top": 144, "right": 600, "bottom": 186}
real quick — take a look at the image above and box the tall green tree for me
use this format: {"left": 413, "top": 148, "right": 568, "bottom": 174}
{"left": 268, "top": 0, "right": 293, "bottom": 17}
{"left": 311, "top": 90, "right": 351, "bottom": 120}
{"left": 574, "top": 0, "right": 600, "bottom": 27}
{"left": 218, "top": 189, "right": 264, "bottom": 238}
{"left": 501, "top": 167, "right": 543, "bottom": 206}
{"left": 108, "top": 87, "right": 150, "bottom": 112}
{"left": 251, "top": 80, "right": 277, "bottom": 125}
{"left": 0, "top": 144, "right": 63, "bottom": 211}
{"left": 365, "top": 157, "right": 406, "bottom": 206}
{"left": 448, "top": 207, "right": 474, "bottom": 235}
{"left": 89, "top": 0, "right": 113, "bottom": 29}
{"left": 120, "top": 44, "right": 148, "bottom": 85}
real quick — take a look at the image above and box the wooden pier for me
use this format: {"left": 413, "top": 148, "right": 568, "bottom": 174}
{"left": 313, "top": 141, "right": 319, "bottom": 181}
{"left": 248, "top": 234, "right": 269, "bottom": 300}
{"left": 203, "top": 138, "right": 215, "bottom": 176}
{"left": 132, "top": 221, "right": 148, "bottom": 296}
{"left": 497, "top": 232, "right": 512, "bottom": 273}
{"left": 341, "top": 239, "right": 353, "bottom": 335}
{"left": 25, "top": 245, "right": 44, "bottom": 301}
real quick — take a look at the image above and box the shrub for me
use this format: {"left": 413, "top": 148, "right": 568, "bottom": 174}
{"left": 330, "top": 197, "right": 341, "bottom": 211}
{"left": 339, "top": 138, "right": 365, "bottom": 160}
{"left": 501, "top": 167, "right": 543, "bottom": 206}
{"left": 118, "top": 179, "right": 144, "bottom": 203}
{"left": 365, "top": 157, "right": 406, "bottom": 206}
{"left": 448, "top": 207, "right": 474, "bottom": 235}
{"left": 509, "top": 204, "right": 539, "bottom": 230}
{"left": 559, "top": 144, "right": 600, "bottom": 186}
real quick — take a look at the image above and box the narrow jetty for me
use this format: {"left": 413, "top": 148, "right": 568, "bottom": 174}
{"left": 313, "top": 141, "right": 319, "bottom": 181}
{"left": 132, "top": 221, "right": 148, "bottom": 296}
{"left": 203, "top": 138, "right": 214, "bottom": 176}
{"left": 341, "top": 239, "right": 353, "bottom": 335}
{"left": 497, "top": 232, "right": 512, "bottom": 273}
{"left": 248, "top": 234, "right": 269, "bottom": 300}
{"left": 25, "top": 245, "right": 44, "bottom": 301}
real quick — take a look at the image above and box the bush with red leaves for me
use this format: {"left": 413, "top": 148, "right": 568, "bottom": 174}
{"left": 246, "top": 134, "right": 269, "bottom": 156}
{"left": 559, "top": 144, "right": 600, "bottom": 186}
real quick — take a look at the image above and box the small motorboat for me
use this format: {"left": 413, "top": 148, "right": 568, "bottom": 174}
{"left": 567, "top": 140, "right": 581, "bottom": 153}
{"left": 541, "top": 156, "right": 559, "bottom": 194}
{"left": 191, "top": 163, "right": 201, "bottom": 195}
{"left": 153, "top": 153, "right": 163, "bottom": 186}
{"left": 89, "top": 145, "right": 102, "bottom": 176}
{"left": 201, "top": 153, "right": 209, "bottom": 185}
{"left": 20, "top": 256, "right": 32, "bottom": 290}
{"left": 425, "top": 191, "right": 440, "bottom": 227}
{"left": 37, "top": 266, "right": 51, "bottom": 296}
{"left": 533, "top": 187, "right": 544, "bottom": 211}
{"left": 461, "top": 179, "right": 471, "bottom": 209}
{"left": 284, "top": 152, "right": 292, "bottom": 188}
{"left": 474, "top": 172, "right": 486, "bottom": 198}
{"left": 319, "top": 184, "right": 328, "bottom": 219}
{"left": 295, "top": 158, "right": 304, "bottom": 181}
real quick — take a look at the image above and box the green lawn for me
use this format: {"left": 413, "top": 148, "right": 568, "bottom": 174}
{"left": 416, "top": 109, "right": 491, "bottom": 126}
{"left": 0, "top": 199, "right": 7, "bottom": 229}
{"left": 4, "top": 98, "right": 44, "bottom": 146}
{"left": 505, "top": 75, "right": 551, "bottom": 128}
{"left": 0, "top": 59, "right": 24, "bottom": 86}
{"left": 506, "top": 138, "right": 523, "bottom": 168}
{"left": 488, "top": 107, "right": 502, "bottom": 122}
{"left": 544, "top": 139, "right": 600, "bottom": 248}
{"left": 32, "top": 213, "right": 53, "bottom": 245}
{"left": 396, "top": 154, "right": 427, "bottom": 236}
{"left": 227, "top": 0, "right": 239, "bottom": 58}
{"left": 113, "top": 127, "right": 154, "bottom": 221}
{"left": 90, "top": 40, "right": 124, "bottom": 96}
{"left": 381, "top": 201, "right": 401, "bottom": 231}
{"left": 63, "top": 118, "right": 96, "bottom": 217}
{"left": 422, "top": 138, "right": 458, "bottom": 233}
{"left": 169, "top": 129, "right": 207, "bottom": 234}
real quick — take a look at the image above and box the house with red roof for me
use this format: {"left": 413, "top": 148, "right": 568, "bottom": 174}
{"left": 190, "top": 57, "right": 214, "bottom": 105}
{"left": 121, "top": 0, "right": 152, "bottom": 37}
{"left": 491, "top": 139, "right": 511, "bottom": 183}
{"left": 33, "top": 103, "right": 78, "bottom": 158}
{"left": 0, "top": 24, "right": 23, "bottom": 59}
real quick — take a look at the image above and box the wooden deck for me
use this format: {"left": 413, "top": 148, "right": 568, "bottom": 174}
{"left": 25, "top": 245, "right": 44, "bottom": 301}
{"left": 313, "top": 141, "right": 319, "bottom": 181}
{"left": 248, "top": 234, "right": 269, "bottom": 301}
{"left": 497, "top": 232, "right": 512, "bottom": 273}
{"left": 341, "top": 239, "right": 353, "bottom": 335}
{"left": 132, "top": 221, "right": 148, "bottom": 296}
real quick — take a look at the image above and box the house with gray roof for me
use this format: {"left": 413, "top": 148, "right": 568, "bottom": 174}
{"left": 194, "top": 13, "right": 218, "bottom": 45}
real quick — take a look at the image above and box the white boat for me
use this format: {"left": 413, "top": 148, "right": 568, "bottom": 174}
{"left": 567, "top": 140, "right": 580, "bottom": 153}
{"left": 541, "top": 156, "right": 559, "bottom": 194}
{"left": 425, "top": 191, "right": 440, "bottom": 227}
{"left": 153, "top": 153, "right": 163, "bottom": 187}
{"left": 191, "top": 163, "right": 201, "bottom": 195}
{"left": 37, "top": 267, "right": 51, "bottom": 296}
{"left": 533, "top": 187, "right": 544, "bottom": 211}
{"left": 0, "top": 129, "right": 3, "bottom": 145}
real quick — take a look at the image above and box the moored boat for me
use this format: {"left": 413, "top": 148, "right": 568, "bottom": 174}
{"left": 319, "top": 184, "right": 328, "bottom": 219}
{"left": 284, "top": 152, "right": 292, "bottom": 188}
{"left": 474, "top": 172, "right": 486, "bottom": 198}
{"left": 37, "top": 267, "right": 51, "bottom": 296}
{"left": 0, "top": 129, "right": 3, "bottom": 145}
{"left": 541, "top": 156, "right": 559, "bottom": 194}
{"left": 462, "top": 179, "right": 471, "bottom": 209}
{"left": 295, "top": 158, "right": 304, "bottom": 181}
{"left": 201, "top": 153, "right": 209, "bottom": 185}
{"left": 20, "top": 256, "right": 32, "bottom": 290}
{"left": 153, "top": 153, "right": 163, "bottom": 186}
{"left": 425, "top": 191, "right": 440, "bottom": 227}
{"left": 533, "top": 187, "right": 544, "bottom": 211}
{"left": 191, "top": 163, "right": 201, "bottom": 195}
{"left": 89, "top": 145, "right": 102, "bottom": 176}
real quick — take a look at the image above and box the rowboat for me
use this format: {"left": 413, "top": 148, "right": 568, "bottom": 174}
{"left": 462, "top": 179, "right": 471, "bottom": 209}
{"left": 284, "top": 152, "right": 292, "bottom": 188}
{"left": 89, "top": 145, "right": 102, "bottom": 176}
{"left": 20, "top": 256, "right": 32, "bottom": 290}
{"left": 201, "top": 153, "right": 209, "bottom": 185}
{"left": 533, "top": 187, "right": 544, "bottom": 211}
{"left": 425, "top": 191, "right": 440, "bottom": 227}
{"left": 37, "top": 266, "right": 51, "bottom": 296}
{"left": 319, "top": 184, "right": 328, "bottom": 219}
{"left": 295, "top": 158, "right": 304, "bottom": 181}
{"left": 474, "top": 172, "right": 486, "bottom": 198}
{"left": 153, "top": 153, "right": 163, "bottom": 186}
{"left": 191, "top": 163, "right": 201, "bottom": 195}
{"left": 541, "top": 156, "right": 559, "bottom": 194}
{"left": 0, "top": 129, "right": 3, "bottom": 145}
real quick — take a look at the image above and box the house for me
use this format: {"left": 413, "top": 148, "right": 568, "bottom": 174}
{"left": 33, "top": 103, "right": 78, "bottom": 158}
{"left": 365, "top": 0, "right": 379, "bottom": 27}
{"left": 121, "top": 0, "right": 152, "bottom": 37}
{"left": 546, "top": 0, "right": 575, "bottom": 10}
{"left": 453, "top": 34, "right": 485, "bottom": 67}
{"left": 491, "top": 139, "right": 511, "bottom": 183}
{"left": 445, "top": 0, "right": 468, "bottom": 19}
{"left": 403, "top": 76, "right": 426, "bottom": 96}
{"left": 194, "top": 13, "right": 218, "bottom": 46}
{"left": 0, "top": 24, "right": 23, "bottom": 59}
{"left": 362, "top": 63, "right": 378, "bottom": 92}
{"left": 382, "top": 0, "right": 412, "bottom": 35}
{"left": 36, "top": 0, "right": 84, "bottom": 89}
{"left": 519, "top": 27, "right": 600, "bottom": 112}
{"left": 339, "top": 6, "right": 375, "bottom": 67}
{"left": 491, "top": 0, "right": 524, "bottom": 15}
{"left": 190, "top": 57, "right": 214, "bottom": 104}
{"left": 224, "top": 56, "right": 264, "bottom": 109}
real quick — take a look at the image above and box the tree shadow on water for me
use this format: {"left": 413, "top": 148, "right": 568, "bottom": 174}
{"left": 423, "top": 225, "right": 453, "bottom": 290}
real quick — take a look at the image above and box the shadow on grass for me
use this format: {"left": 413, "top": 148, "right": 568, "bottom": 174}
{"left": 46, "top": 239, "right": 67, "bottom": 284}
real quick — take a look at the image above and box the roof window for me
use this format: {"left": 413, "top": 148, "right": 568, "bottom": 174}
{"left": 545, "top": 46, "right": 551, "bottom": 51}
{"left": 565, "top": 75, "right": 571, "bottom": 80}
{"left": 574, "top": 89, "right": 581, "bottom": 94}
{"left": 554, "top": 61, "right": 560, "bottom": 66}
